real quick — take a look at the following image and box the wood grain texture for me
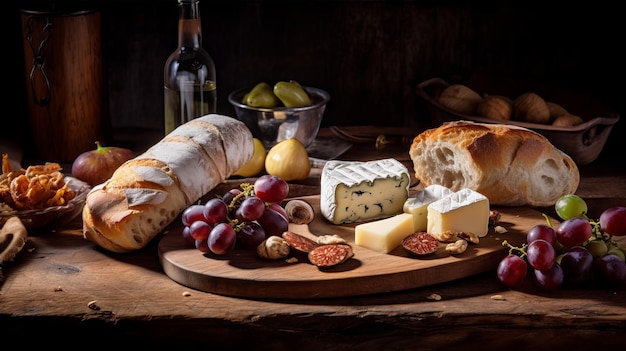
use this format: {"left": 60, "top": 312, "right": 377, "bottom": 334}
{"left": 159, "top": 195, "right": 544, "bottom": 299}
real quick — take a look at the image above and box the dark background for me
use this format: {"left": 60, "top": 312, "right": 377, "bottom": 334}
{"left": 6, "top": 0, "right": 625, "bottom": 163}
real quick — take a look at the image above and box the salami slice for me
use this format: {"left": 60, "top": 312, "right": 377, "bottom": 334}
{"left": 401, "top": 232, "right": 440, "bottom": 256}
{"left": 308, "top": 244, "right": 354, "bottom": 267}
{"left": 282, "top": 231, "right": 319, "bottom": 253}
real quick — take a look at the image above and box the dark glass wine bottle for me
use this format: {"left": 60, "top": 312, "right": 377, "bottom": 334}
{"left": 163, "top": 0, "right": 216, "bottom": 135}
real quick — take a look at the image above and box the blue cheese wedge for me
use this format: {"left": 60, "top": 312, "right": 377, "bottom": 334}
{"left": 427, "top": 188, "right": 490, "bottom": 240}
{"left": 403, "top": 184, "right": 453, "bottom": 232}
{"left": 320, "top": 158, "right": 410, "bottom": 224}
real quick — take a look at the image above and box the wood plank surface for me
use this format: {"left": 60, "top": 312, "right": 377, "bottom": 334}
{"left": 159, "top": 195, "right": 547, "bottom": 299}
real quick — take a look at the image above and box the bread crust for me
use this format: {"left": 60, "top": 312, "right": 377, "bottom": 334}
{"left": 82, "top": 114, "right": 254, "bottom": 252}
{"left": 409, "top": 120, "right": 579, "bottom": 207}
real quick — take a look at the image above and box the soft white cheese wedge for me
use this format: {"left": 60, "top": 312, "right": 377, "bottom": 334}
{"left": 427, "top": 188, "right": 490, "bottom": 239}
{"left": 320, "top": 158, "right": 410, "bottom": 224}
{"left": 355, "top": 213, "right": 415, "bottom": 254}
{"left": 403, "top": 184, "right": 453, "bottom": 232}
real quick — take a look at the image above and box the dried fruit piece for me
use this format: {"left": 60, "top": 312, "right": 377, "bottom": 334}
{"left": 401, "top": 232, "right": 439, "bottom": 256}
{"left": 284, "top": 199, "right": 315, "bottom": 224}
{"left": 308, "top": 244, "right": 354, "bottom": 267}
{"left": 282, "top": 231, "right": 319, "bottom": 253}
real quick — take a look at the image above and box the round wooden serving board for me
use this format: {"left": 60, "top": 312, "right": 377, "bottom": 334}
{"left": 158, "top": 196, "right": 548, "bottom": 299}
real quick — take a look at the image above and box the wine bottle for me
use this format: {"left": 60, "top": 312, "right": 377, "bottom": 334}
{"left": 164, "top": 0, "right": 216, "bottom": 135}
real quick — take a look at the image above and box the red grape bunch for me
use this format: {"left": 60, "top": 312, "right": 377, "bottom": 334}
{"left": 497, "top": 194, "right": 626, "bottom": 291}
{"left": 180, "top": 175, "right": 290, "bottom": 255}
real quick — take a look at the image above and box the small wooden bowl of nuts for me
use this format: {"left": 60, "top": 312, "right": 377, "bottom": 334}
{"left": 416, "top": 76, "right": 620, "bottom": 165}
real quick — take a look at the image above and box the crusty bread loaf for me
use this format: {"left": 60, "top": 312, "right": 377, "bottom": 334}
{"left": 409, "top": 120, "right": 579, "bottom": 207}
{"left": 82, "top": 114, "right": 254, "bottom": 253}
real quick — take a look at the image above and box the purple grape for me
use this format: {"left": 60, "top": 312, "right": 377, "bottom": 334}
{"left": 527, "top": 239, "right": 556, "bottom": 271}
{"left": 254, "top": 175, "right": 289, "bottom": 203}
{"left": 556, "top": 217, "right": 592, "bottom": 248}
{"left": 593, "top": 254, "right": 626, "bottom": 290}
{"left": 600, "top": 206, "right": 626, "bottom": 237}
{"left": 527, "top": 224, "right": 557, "bottom": 247}
{"left": 204, "top": 198, "right": 228, "bottom": 224}
{"left": 237, "top": 222, "right": 266, "bottom": 248}
{"left": 238, "top": 196, "right": 266, "bottom": 221}
{"left": 181, "top": 204, "right": 206, "bottom": 226}
{"left": 208, "top": 223, "right": 237, "bottom": 255}
{"left": 560, "top": 246, "right": 593, "bottom": 285}
{"left": 189, "top": 220, "right": 213, "bottom": 241}
{"left": 257, "top": 207, "right": 289, "bottom": 237}
{"left": 534, "top": 263, "right": 564, "bottom": 291}
{"left": 497, "top": 255, "right": 528, "bottom": 288}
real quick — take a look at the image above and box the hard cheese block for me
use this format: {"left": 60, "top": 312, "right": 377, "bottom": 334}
{"left": 354, "top": 213, "right": 415, "bottom": 254}
{"left": 320, "top": 158, "right": 410, "bottom": 224}
{"left": 427, "top": 188, "right": 490, "bottom": 239}
{"left": 403, "top": 184, "right": 452, "bottom": 232}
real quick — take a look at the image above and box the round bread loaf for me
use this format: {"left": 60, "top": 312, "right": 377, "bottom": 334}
{"left": 82, "top": 114, "right": 254, "bottom": 253}
{"left": 409, "top": 120, "right": 579, "bottom": 207}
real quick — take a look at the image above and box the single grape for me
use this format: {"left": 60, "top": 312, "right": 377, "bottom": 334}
{"left": 195, "top": 239, "right": 211, "bottom": 253}
{"left": 560, "top": 246, "right": 593, "bottom": 285}
{"left": 222, "top": 188, "right": 242, "bottom": 206}
{"left": 497, "top": 254, "right": 528, "bottom": 288}
{"left": 585, "top": 240, "right": 608, "bottom": 258}
{"left": 237, "top": 222, "right": 266, "bottom": 248}
{"left": 254, "top": 175, "right": 289, "bottom": 203}
{"left": 182, "top": 226, "right": 195, "bottom": 244}
{"left": 527, "top": 224, "right": 557, "bottom": 247}
{"left": 527, "top": 239, "right": 556, "bottom": 271}
{"left": 181, "top": 204, "right": 207, "bottom": 226}
{"left": 208, "top": 223, "right": 237, "bottom": 255}
{"left": 189, "top": 220, "right": 213, "bottom": 241}
{"left": 606, "top": 248, "right": 626, "bottom": 261}
{"left": 555, "top": 194, "right": 587, "bottom": 221}
{"left": 534, "top": 263, "right": 564, "bottom": 291}
{"left": 599, "top": 206, "right": 626, "bottom": 236}
{"left": 556, "top": 217, "right": 593, "bottom": 248}
{"left": 238, "top": 196, "right": 266, "bottom": 221}
{"left": 267, "top": 202, "right": 288, "bottom": 220}
{"left": 257, "top": 207, "right": 289, "bottom": 237}
{"left": 592, "top": 254, "right": 626, "bottom": 289}
{"left": 204, "top": 198, "right": 228, "bottom": 224}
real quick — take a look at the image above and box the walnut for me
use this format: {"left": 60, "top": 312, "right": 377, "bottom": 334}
{"left": 438, "top": 84, "right": 482, "bottom": 115}
{"left": 445, "top": 239, "right": 468, "bottom": 255}
{"left": 257, "top": 236, "right": 290, "bottom": 260}
{"left": 513, "top": 92, "right": 551, "bottom": 124}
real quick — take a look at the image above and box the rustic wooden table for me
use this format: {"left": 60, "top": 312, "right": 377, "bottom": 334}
{"left": 1, "top": 128, "right": 625, "bottom": 350}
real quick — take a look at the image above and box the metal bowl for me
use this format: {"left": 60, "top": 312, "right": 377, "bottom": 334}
{"left": 228, "top": 86, "right": 330, "bottom": 148}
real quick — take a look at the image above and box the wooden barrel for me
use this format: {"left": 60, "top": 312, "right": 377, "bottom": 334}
{"left": 21, "top": 8, "right": 105, "bottom": 163}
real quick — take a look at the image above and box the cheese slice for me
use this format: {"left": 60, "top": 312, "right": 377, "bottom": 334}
{"left": 320, "top": 158, "right": 410, "bottom": 224}
{"left": 355, "top": 213, "right": 415, "bottom": 254}
{"left": 427, "top": 188, "right": 490, "bottom": 239}
{"left": 403, "top": 184, "right": 452, "bottom": 232}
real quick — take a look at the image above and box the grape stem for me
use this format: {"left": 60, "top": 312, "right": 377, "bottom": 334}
{"left": 501, "top": 240, "right": 527, "bottom": 259}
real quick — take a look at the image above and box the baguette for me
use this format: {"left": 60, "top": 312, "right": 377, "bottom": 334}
{"left": 409, "top": 120, "right": 579, "bottom": 207}
{"left": 82, "top": 114, "right": 254, "bottom": 253}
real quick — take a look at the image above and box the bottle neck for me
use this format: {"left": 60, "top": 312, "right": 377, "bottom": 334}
{"left": 177, "top": 0, "right": 202, "bottom": 49}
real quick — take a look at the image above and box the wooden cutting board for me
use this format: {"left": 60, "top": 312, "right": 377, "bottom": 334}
{"left": 158, "top": 196, "right": 549, "bottom": 299}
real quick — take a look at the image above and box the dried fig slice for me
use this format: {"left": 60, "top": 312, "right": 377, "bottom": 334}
{"left": 308, "top": 244, "right": 354, "bottom": 267}
{"left": 282, "top": 231, "right": 319, "bottom": 253}
{"left": 401, "top": 232, "right": 439, "bottom": 256}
